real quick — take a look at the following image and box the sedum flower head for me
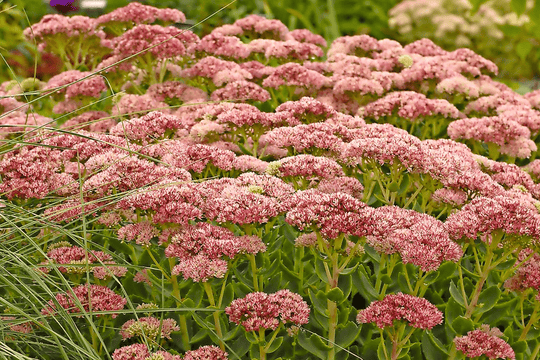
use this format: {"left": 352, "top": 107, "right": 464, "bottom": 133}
{"left": 357, "top": 293, "right": 443, "bottom": 330}
{"left": 454, "top": 325, "right": 515, "bottom": 360}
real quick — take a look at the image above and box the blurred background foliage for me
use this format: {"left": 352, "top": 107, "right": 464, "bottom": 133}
{"left": 1, "top": 0, "right": 539, "bottom": 89}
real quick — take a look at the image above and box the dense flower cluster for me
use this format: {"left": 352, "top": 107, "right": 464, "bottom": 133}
{"left": 357, "top": 293, "right": 443, "bottom": 329}
{"left": 225, "top": 289, "right": 310, "bottom": 331}
{"left": 454, "top": 325, "right": 515, "bottom": 360}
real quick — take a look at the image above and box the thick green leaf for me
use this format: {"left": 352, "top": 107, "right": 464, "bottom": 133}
{"left": 336, "top": 321, "right": 361, "bottom": 349}
{"left": 219, "top": 283, "right": 235, "bottom": 308}
{"left": 229, "top": 335, "right": 250, "bottom": 358}
{"left": 495, "top": 258, "right": 517, "bottom": 270}
{"left": 190, "top": 328, "right": 208, "bottom": 343}
{"left": 474, "top": 285, "right": 501, "bottom": 315}
{"left": 327, "top": 287, "right": 344, "bottom": 303}
{"left": 298, "top": 331, "right": 330, "bottom": 359}
{"left": 352, "top": 268, "right": 378, "bottom": 302}
{"left": 451, "top": 316, "right": 474, "bottom": 334}
{"left": 309, "top": 289, "right": 329, "bottom": 317}
{"left": 449, "top": 281, "right": 466, "bottom": 308}
{"left": 245, "top": 330, "right": 259, "bottom": 344}
{"left": 338, "top": 273, "right": 353, "bottom": 299}
{"left": 315, "top": 257, "right": 329, "bottom": 284}
{"left": 422, "top": 331, "right": 449, "bottom": 360}
{"left": 266, "top": 336, "right": 284, "bottom": 353}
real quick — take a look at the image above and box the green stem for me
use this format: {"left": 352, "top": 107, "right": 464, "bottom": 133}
{"left": 519, "top": 301, "right": 540, "bottom": 341}
{"left": 259, "top": 328, "right": 267, "bottom": 360}
{"left": 203, "top": 282, "right": 225, "bottom": 351}
{"left": 250, "top": 254, "right": 260, "bottom": 292}
{"left": 168, "top": 258, "right": 190, "bottom": 350}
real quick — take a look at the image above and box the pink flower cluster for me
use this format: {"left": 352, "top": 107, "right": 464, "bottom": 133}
{"left": 454, "top": 325, "right": 515, "bottom": 360}
{"left": 120, "top": 316, "right": 179, "bottom": 340}
{"left": 225, "top": 289, "right": 310, "bottom": 331}
{"left": 42, "top": 284, "right": 127, "bottom": 318}
{"left": 96, "top": 2, "right": 186, "bottom": 26}
{"left": 357, "top": 293, "right": 443, "bottom": 329}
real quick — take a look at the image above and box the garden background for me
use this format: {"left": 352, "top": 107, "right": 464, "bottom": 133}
{"left": 2, "top": 0, "right": 540, "bottom": 359}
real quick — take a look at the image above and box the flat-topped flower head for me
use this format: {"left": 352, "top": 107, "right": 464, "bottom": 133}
{"left": 233, "top": 14, "right": 289, "bottom": 40}
{"left": 120, "top": 316, "right": 179, "bottom": 341}
{"left": 454, "top": 325, "right": 515, "bottom": 360}
{"left": 357, "top": 293, "right": 443, "bottom": 329}
{"left": 226, "top": 289, "right": 309, "bottom": 332}
{"left": 183, "top": 346, "right": 229, "bottom": 360}
{"left": 96, "top": 2, "right": 185, "bottom": 27}
{"left": 42, "top": 284, "right": 126, "bottom": 318}
{"left": 112, "top": 344, "right": 150, "bottom": 360}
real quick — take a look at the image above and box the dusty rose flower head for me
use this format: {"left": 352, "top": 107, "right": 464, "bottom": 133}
{"left": 172, "top": 255, "right": 228, "bottom": 282}
{"left": 233, "top": 14, "right": 289, "bottom": 40}
{"left": 96, "top": 2, "right": 185, "bottom": 27}
{"left": 112, "top": 344, "right": 151, "bottom": 360}
{"left": 402, "top": 38, "right": 447, "bottom": 57}
{"left": 357, "top": 293, "right": 443, "bottom": 330}
{"left": 367, "top": 206, "right": 462, "bottom": 271}
{"left": 363, "top": 91, "right": 461, "bottom": 121}
{"left": 118, "top": 222, "right": 160, "bottom": 247}
{"left": 454, "top": 325, "right": 515, "bottom": 360}
{"left": 42, "top": 284, "right": 126, "bottom": 318}
{"left": 23, "top": 14, "right": 101, "bottom": 41}
{"left": 328, "top": 34, "right": 380, "bottom": 57}
{"left": 112, "top": 25, "right": 190, "bottom": 59}
{"left": 0, "top": 316, "right": 34, "bottom": 334}
{"left": 276, "top": 97, "right": 337, "bottom": 124}
{"left": 276, "top": 154, "right": 345, "bottom": 181}
{"left": 286, "top": 29, "right": 327, "bottom": 47}
{"left": 504, "top": 249, "right": 540, "bottom": 292}
{"left": 262, "top": 63, "right": 330, "bottom": 90}
{"left": 45, "top": 70, "right": 107, "bottom": 100}
{"left": 226, "top": 289, "right": 310, "bottom": 332}
{"left": 188, "top": 33, "right": 251, "bottom": 59}
{"left": 110, "top": 111, "right": 183, "bottom": 143}
{"left": 120, "top": 316, "right": 179, "bottom": 341}
{"left": 183, "top": 346, "right": 229, "bottom": 360}
{"left": 445, "top": 194, "right": 540, "bottom": 243}
{"left": 112, "top": 94, "right": 169, "bottom": 118}
{"left": 249, "top": 39, "right": 324, "bottom": 61}
{"left": 317, "top": 176, "right": 364, "bottom": 199}
{"left": 211, "top": 80, "right": 270, "bottom": 102}
{"left": 147, "top": 81, "right": 208, "bottom": 103}
{"left": 61, "top": 111, "right": 114, "bottom": 133}
{"left": 431, "top": 188, "right": 468, "bottom": 206}
{"left": 284, "top": 189, "right": 370, "bottom": 239}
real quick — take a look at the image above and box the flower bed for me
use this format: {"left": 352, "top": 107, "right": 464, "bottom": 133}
{"left": 1, "top": 3, "right": 540, "bottom": 360}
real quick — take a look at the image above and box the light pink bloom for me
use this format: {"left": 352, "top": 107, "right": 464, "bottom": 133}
{"left": 328, "top": 35, "right": 380, "bottom": 57}
{"left": 0, "top": 316, "right": 33, "bottom": 334}
{"left": 172, "top": 255, "right": 228, "bottom": 282}
{"left": 403, "top": 38, "right": 447, "bottom": 56}
{"left": 249, "top": 39, "right": 324, "bottom": 60}
{"left": 317, "top": 176, "right": 364, "bottom": 199}
{"left": 357, "top": 293, "right": 443, "bottom": 329}
{"left": 504, "top": 249, "right": 540, "bottom": 292}
{"left": 120, "top": 316, "right": 179, "bottom": 340}
{"left": 112, "top": 94, "right": 169, "bottom": 118}
{"left": 112, "top": 25, "right": 190, "bottom": 59}
{"left": 183, "top": 346, "right": 229, "bottom": 360}
{"left": 445, "top": 194, "right": 540, "bottom": 242}
{"left": 110, "top": 111, "right": 183, "bottom": 143}
{"left": 431, "top": 188, "right": 468, "bottom": 206}
{"left": 284, "top": 189, "right": 370, "bottom": 239}
{"left": 454, "top": 325, "right": 515, "bottom": 360}
{"left": 262, "top": 63, "right": 330, "bottom": 90}
{"left": 211, "top": 80, "right": 270, "bottom": 102}
{"left": 276, "top": 97, "right": 337, "bottom": 124}
{"left": 525, "top": 89, "right": 540, "bottom": 109}
{"left": 276, "top": 154, "right": 345, "bottom": 180}
{"left": 61, "top": 111, "right": 115, "bottom": 133}
{"left": 436, "top": 75, "right": 480, "bottom": 98}
{"left": 42, "top": 285, "right": 126, "bottom": 318}
{"left": 188, "top": 33, "right": 251, "bottom": 59}
{"left": 226, "top": 289, "right": 310, "bottom": 332}
{"left": 233, "top": 14, "right": 289, "bottom": 40}
{"left": 363, "top": 91, "right": 461, "bottom": 120}
{"left": 112, "top": 344, "right": 150, "bottom": 360}
{"left": 286, "top": 29, "right": 327, "bottom": 47}
{"left": 96, "top": 2, "right": 185, "bottom": 26}
{"left": 147, "top": 81, "right": 208, "bottom": 103}
{"left": 45, "top": 70, "right": 106, "bottom": 99}
{"left": 24, "top": 14, "right": 101, "bottom": 41}
{"left": 333, "top": 77, "right": 384, "bottom": 97}
{"left": 118, "top": 222, "right": 160, "bottom": 247}
{"left": 367, "top": 206, "right": 462, "bottom": 271}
